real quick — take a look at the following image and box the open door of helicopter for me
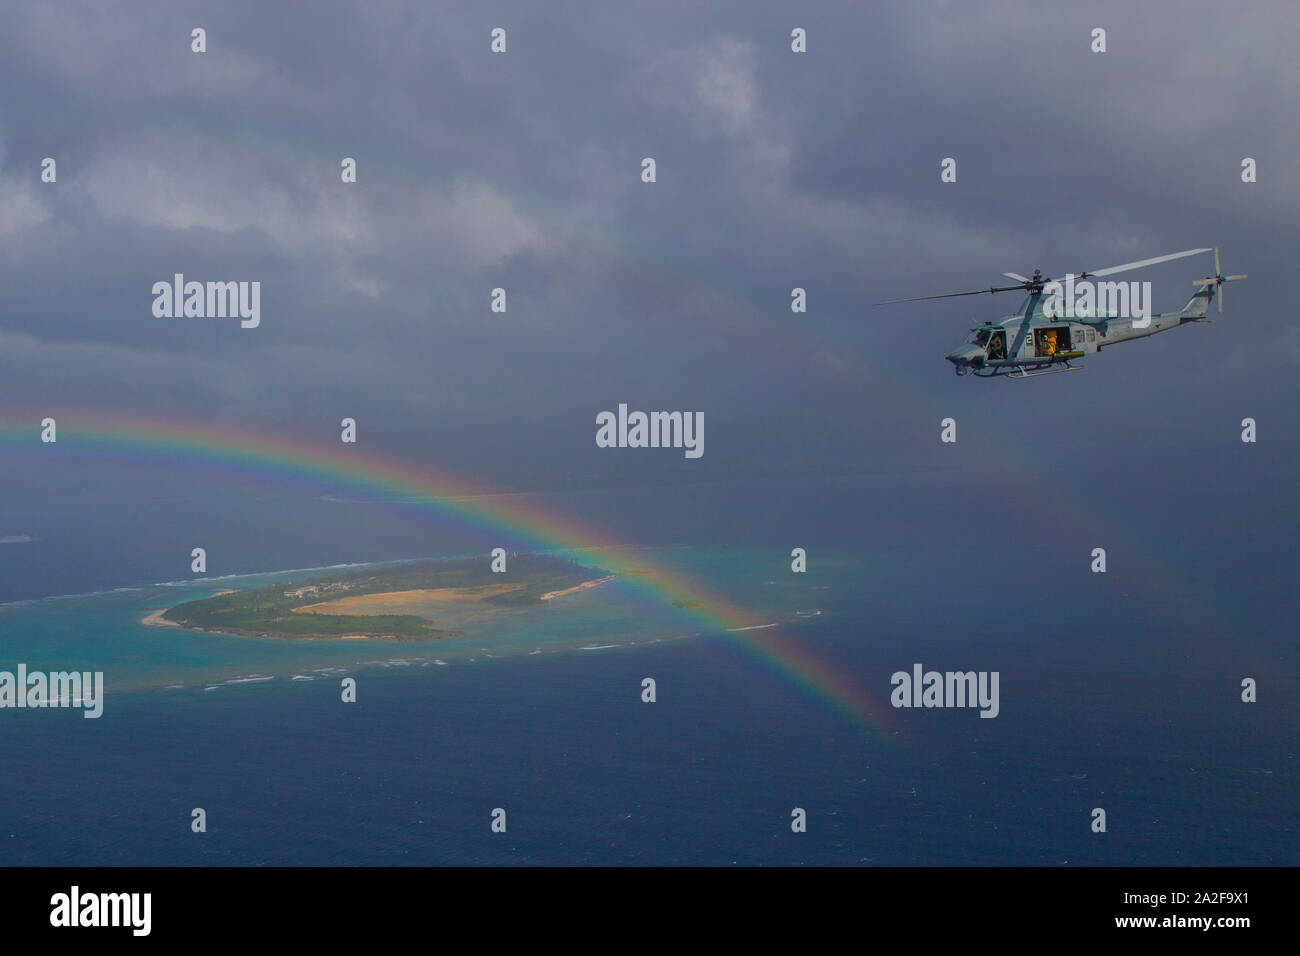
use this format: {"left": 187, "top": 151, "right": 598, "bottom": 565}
{"left": 1033, "top": 326, "right": 1064, "bottom": 358}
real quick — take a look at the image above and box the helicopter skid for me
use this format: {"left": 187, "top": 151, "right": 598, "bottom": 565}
{"left": 973, "top": 361, "right": 1085, "bottom": 379}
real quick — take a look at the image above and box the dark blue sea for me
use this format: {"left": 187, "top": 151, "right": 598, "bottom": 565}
{"left": 0, "top": 465, "right": 1295, "bottom": 865}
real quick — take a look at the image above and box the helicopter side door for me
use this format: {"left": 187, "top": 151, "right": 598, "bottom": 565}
{"left": 1057, "top": 323, "right": 1099, "bottom": 355}
{"left": 1075, "top": 325, "right": 1099, "bottom": 354}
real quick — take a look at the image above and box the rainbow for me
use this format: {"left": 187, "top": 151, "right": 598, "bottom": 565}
{"left": 1, "top": 409, "right": 895, "bottom": 734}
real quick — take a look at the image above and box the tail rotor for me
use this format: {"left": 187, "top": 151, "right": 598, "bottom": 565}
{"left": 1193, "top": 247, "right": 1248, "bottom": 314}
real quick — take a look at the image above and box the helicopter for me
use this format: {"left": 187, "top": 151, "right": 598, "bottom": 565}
{"left": 876, "top": 247, "right": 1246, "bottom": 378}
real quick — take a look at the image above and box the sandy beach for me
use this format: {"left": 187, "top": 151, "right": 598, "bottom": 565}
{"left": 140, "top": 608, "right": 180, "bottom": 628}
{"left": 292, "top": 583, "right": 525, "bottom": 615}
{"left": 140, "top": 589, "right": 235, "bottom": 628}
{"left": 540, "top": 575, "right": 615, "bottom": 601}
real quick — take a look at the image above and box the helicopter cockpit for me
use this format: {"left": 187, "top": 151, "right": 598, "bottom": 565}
{"left": 965, "top": 325, "right": 1006, "bottom": 360}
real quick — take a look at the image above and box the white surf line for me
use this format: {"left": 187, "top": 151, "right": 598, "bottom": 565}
{"left": 726, "top": 622, "right": 779, "bottom": 632}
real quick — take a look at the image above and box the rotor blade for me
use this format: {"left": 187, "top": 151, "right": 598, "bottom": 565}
{"left": 875, "top": 289, "right": 993, "bottom": 305}
{"left": 1215, "top": 246, "right": 1221, "bottom": 277}
{"left": 1219, "top": 285, "right": 1223, "bottom": 314}
{"left": 873, "top": 285, "right": 1024, "bottom": 306}
{"left": 1002, "top": 272, "right": 1029, "bottom": 282}
{"left": 1059, "top": 247, "right": 1212, "bottom": 282}
{"left": 1225, "top": 274, "right": 1247, "bottom": 281}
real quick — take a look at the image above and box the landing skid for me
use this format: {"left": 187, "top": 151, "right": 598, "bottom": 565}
{"left": 973, "top": 360, "right": 1085, "bottom": 379}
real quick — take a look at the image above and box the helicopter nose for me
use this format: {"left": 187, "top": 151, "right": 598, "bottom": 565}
{"left": 946, "top": 346, "right": 984, "bottom": 366}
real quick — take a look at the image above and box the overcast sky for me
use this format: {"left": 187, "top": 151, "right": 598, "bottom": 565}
{"left": 1, "top": 0, "right": 1296, "bottom": 492}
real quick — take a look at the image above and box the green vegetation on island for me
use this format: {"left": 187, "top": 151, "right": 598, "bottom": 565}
{"left": 158, "top": 554, "right": 611, "bottom": 641}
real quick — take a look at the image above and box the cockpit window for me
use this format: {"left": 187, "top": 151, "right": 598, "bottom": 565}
{"left": 968, "top": 328, "right": 992, "bottom": 347}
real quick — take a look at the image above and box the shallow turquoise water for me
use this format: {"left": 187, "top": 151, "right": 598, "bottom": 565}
{"left": 0, "top": 547, "right": 835, "bottom": 694}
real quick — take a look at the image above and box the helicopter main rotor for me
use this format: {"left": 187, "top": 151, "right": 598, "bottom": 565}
{"left": 874, "top": 248, "right": 1212, "bottom": 306}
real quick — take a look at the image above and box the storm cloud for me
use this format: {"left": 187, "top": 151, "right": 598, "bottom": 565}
{"left": 1, "top": 0, "right": 1295, "bottom": 488}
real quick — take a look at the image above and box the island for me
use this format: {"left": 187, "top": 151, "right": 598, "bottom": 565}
{"left": 145, "top": 554, "right": 613, "bottom": 641}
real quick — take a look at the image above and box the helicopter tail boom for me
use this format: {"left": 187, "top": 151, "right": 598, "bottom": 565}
{"left": 1182, "top": 282, "right": 1218, "bottom": 319}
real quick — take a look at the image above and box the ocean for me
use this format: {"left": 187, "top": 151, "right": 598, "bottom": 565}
{"left": 0, "top": 471, "right": 1295, "bottom": 865}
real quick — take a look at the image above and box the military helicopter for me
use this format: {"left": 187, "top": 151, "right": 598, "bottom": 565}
{"left": 876, "top": 247, "right": 1245, "bottom": 378}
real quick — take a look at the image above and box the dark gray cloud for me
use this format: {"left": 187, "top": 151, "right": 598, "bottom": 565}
{"left": 1, "top": 0, "right": 1296, "bottom": 489}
